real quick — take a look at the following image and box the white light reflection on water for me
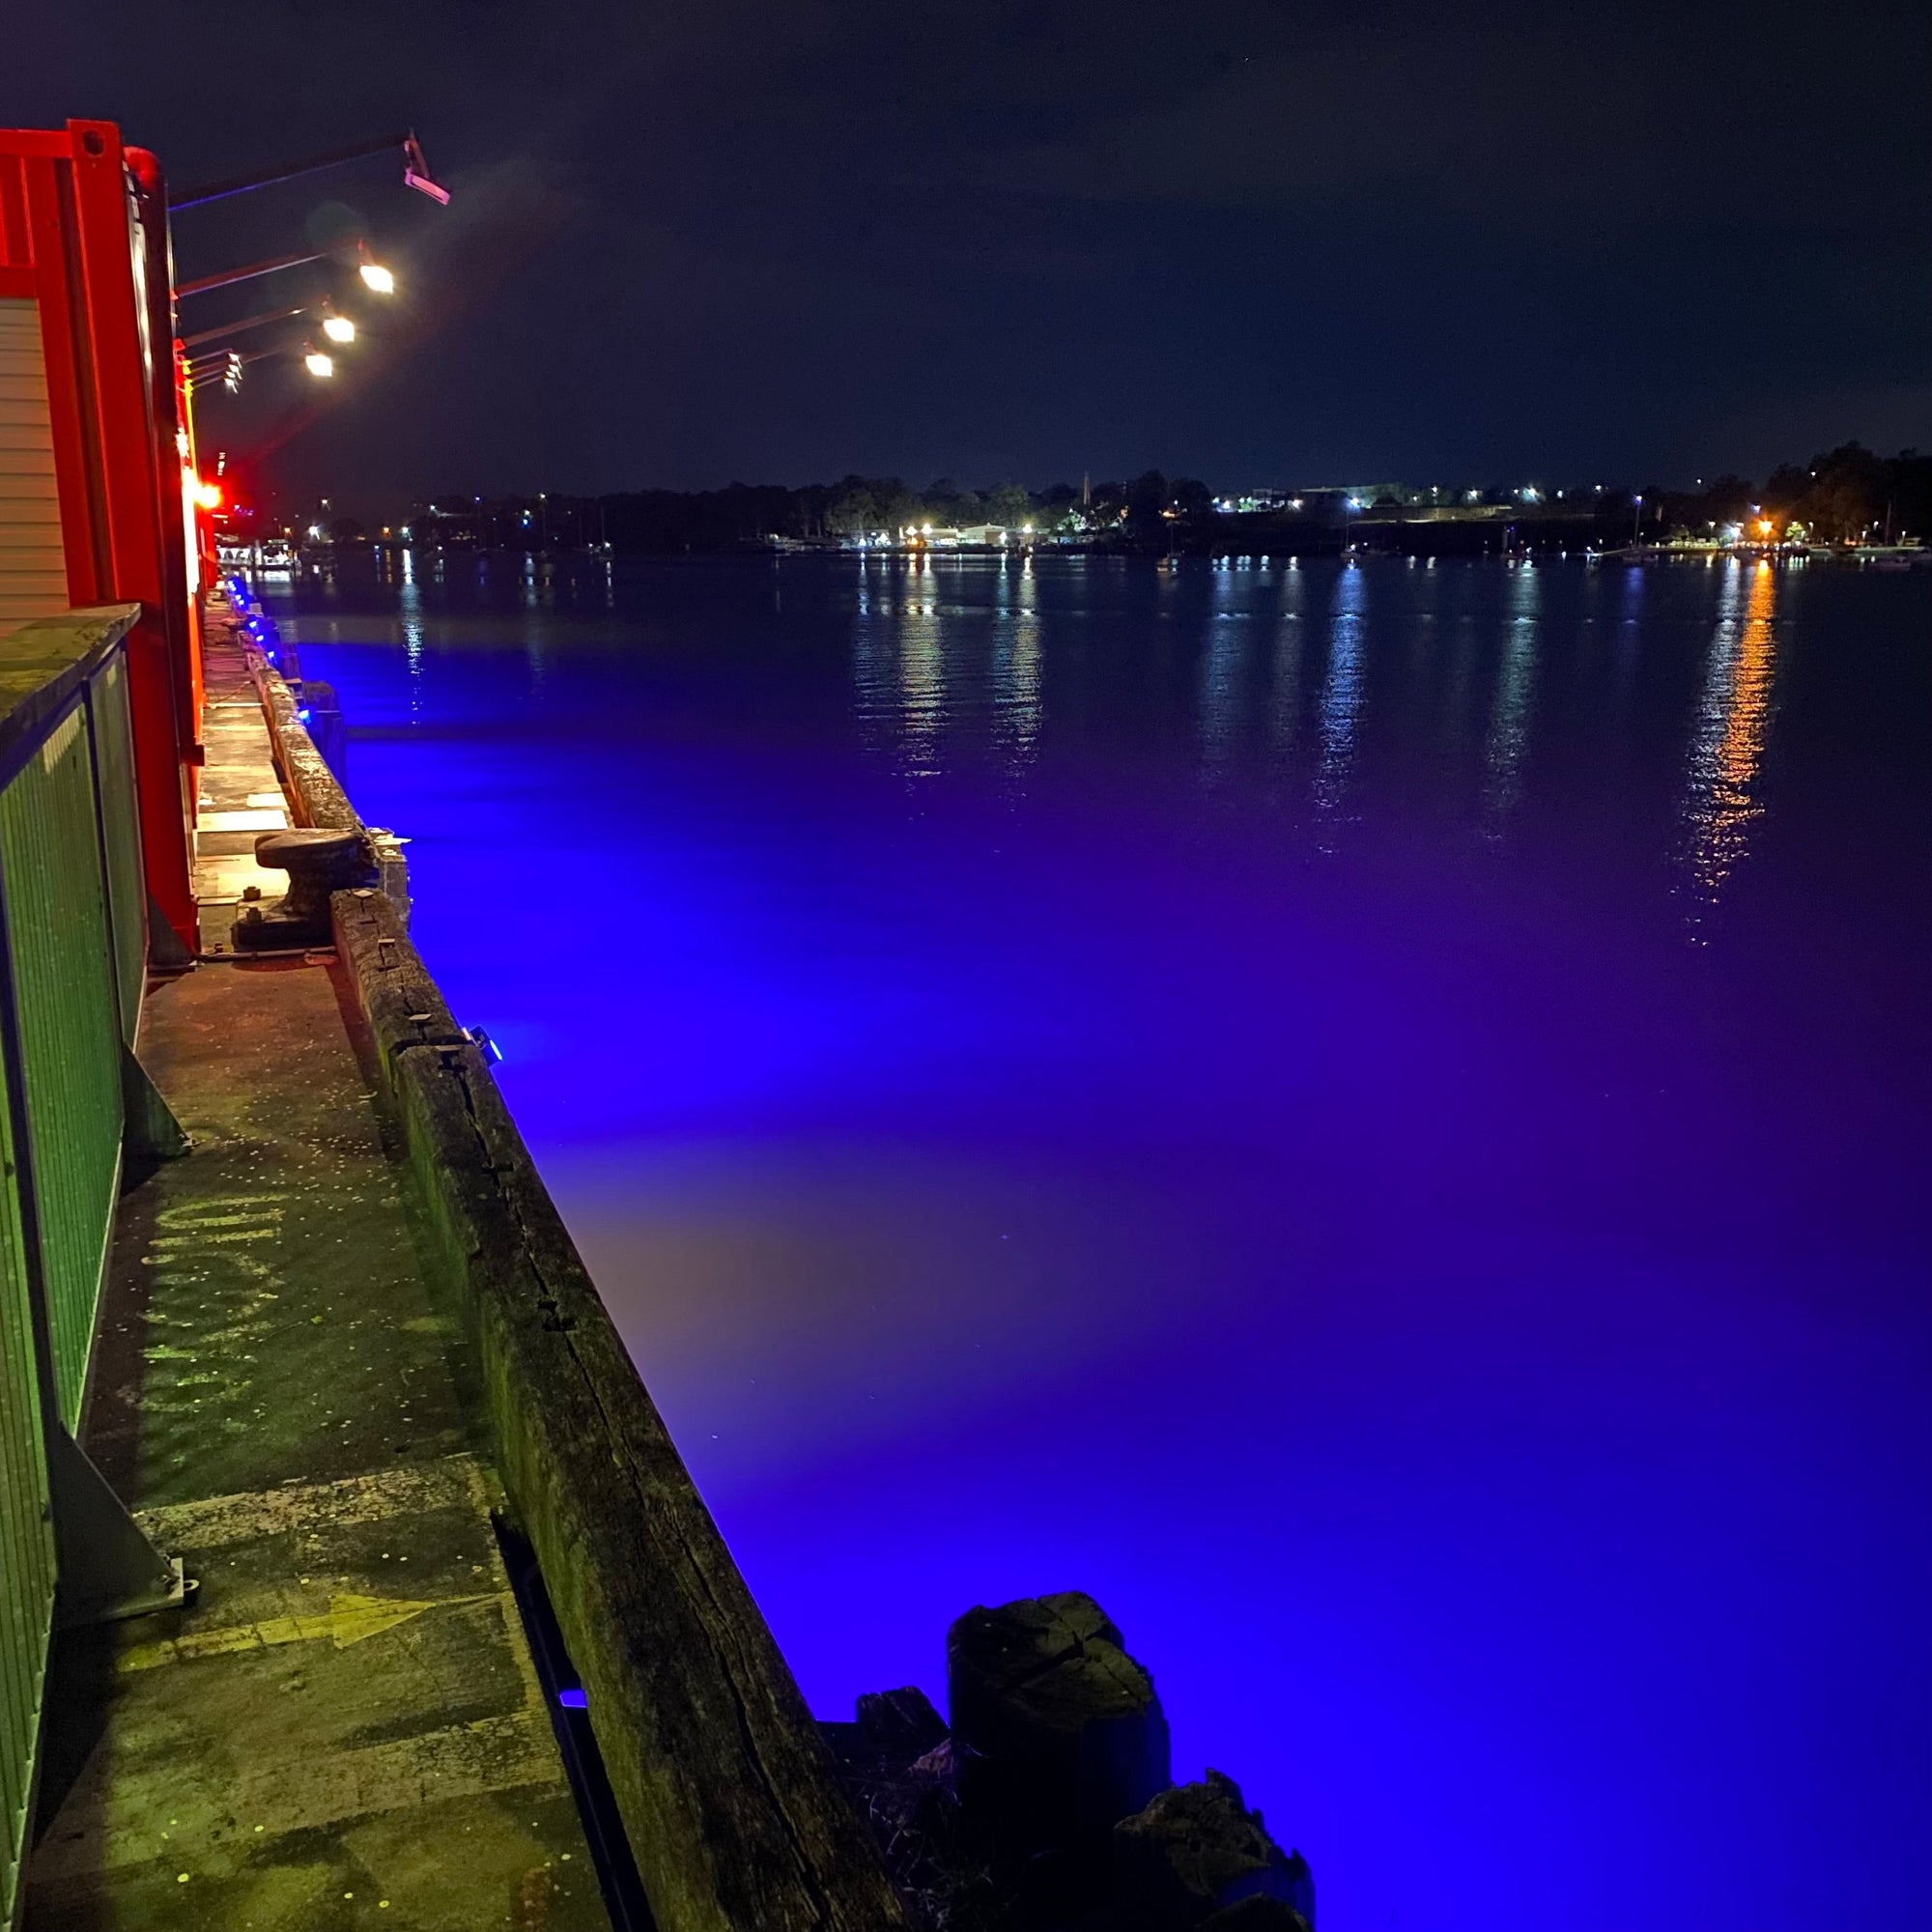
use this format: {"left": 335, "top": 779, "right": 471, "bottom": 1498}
{"left": 1199, "top": 558, "right": 1250, "bottom": 786}
{"left": 1264, "top": 560, "right": 1306, "bottom": 791}
{"left": 1481, "top": 560, "right": 1543, "bottom": 833}
{"left": 1313, "top": 562, "right": 1368, "bottom": 819}
{"left": 521, "top": 555, "right": 548, "bottom": 689}
{"left": 399, "top": 552, "right": 424, "bottom": 721}
{"left": 991, "top": 553, "right": 1041, "bottom": 774}
{"left": 896, "top": 557, "right": 946, "bottom": 781}
{"left": 850, "top": 554, "right": 896, "bottom": 766}
{"left": 1679, "top": 559, "right": 1782, "bottom": 932}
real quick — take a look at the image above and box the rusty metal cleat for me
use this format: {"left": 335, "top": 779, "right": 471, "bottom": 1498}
{"left": 232, "top": 827, "right": 380, "bottom": 949}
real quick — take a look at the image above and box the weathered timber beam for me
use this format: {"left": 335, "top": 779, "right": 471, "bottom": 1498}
{"left": 243, "top": 650, "right": 409, "bottom": 916}
{"left": 251, "top": 659, "right": 358, "bottom": 830}
{"left": 330, "top": 886, "right": 909, "bottom": 1932}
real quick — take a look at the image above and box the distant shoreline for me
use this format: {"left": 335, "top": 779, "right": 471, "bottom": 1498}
{"left": 228, "top": 531, "right": 1928, "bottom": 570}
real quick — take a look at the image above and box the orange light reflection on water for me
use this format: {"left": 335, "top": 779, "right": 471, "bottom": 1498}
{"left": 1683, "top": 559, "right": 1779, "bottom": 927}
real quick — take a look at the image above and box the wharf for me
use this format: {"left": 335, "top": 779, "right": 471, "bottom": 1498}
{"left": 188, "top": 634, "right": 292, "bottom": 951}
{"left": 23, "top": 609, "right": 609, "bottom": 1931}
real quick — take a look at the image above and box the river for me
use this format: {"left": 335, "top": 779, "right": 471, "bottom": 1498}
{"left": 272, "top": 551, "right": 1931, "bottom": 1932}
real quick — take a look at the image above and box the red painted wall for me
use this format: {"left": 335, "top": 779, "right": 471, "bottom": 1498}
{"left": 0, "top": 120, "right": 200, "bottom": 951}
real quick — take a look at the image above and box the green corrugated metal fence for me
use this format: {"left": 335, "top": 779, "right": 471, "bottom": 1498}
{"left": 0, "top": 608, "right": 145, "bottom": 1928}
{"left": 0, "top": 1065, "right": 53, "bottom": 1932}
{"left": 86, "top": 655, "right": 146, "bottom": 1046}
{"left": 0, "top": 701, "right": 127, "bottom": 1429}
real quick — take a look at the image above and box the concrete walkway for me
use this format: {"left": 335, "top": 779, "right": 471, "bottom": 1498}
{"left": 191, "top": 598, "right": 292, "bottom": 952}
{"left": 25, "top": 612, "right": 610, "bottom": 1930}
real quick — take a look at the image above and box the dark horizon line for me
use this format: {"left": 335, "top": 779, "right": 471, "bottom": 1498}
{"left": 258, "top": 438, "right": 1928, "bottom": 517}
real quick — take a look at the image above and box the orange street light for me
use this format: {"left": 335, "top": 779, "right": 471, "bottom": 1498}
{"left": 357, "top": 242, "right": 396, "bottom": 294}
{"left": 178, "top": 239, "right": 397, "bottom": 303}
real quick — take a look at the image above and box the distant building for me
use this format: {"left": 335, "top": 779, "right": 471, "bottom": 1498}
{"left": 1297, "top": 485, "right": 1407, "bottom": 511}
{"left": 1212, "top": 486, "right": 1412, "bottom": 516}
{"left": 900, "top": 525, "right": 1029, "bottom": 550}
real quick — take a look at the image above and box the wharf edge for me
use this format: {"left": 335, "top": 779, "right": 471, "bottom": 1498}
{"left": 243, "top": 601, "right": 911, "bottom": 1932}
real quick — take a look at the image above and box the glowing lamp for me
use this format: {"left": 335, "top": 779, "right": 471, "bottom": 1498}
{"left": 358, "top": 261, "right": 395, "bottom": 295}
{"left": 303, "top": 348, "right": 335, "bottom": 378}
{"left": 322, "top": 313, "right": 356, "bottom": 343}
{"left": 193, "top": 480, "right": 223, "bottom": 511}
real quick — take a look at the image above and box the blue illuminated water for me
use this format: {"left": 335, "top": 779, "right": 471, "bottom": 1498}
{"left": 271, "top": 553, "right": 1930, "bottom": 1932}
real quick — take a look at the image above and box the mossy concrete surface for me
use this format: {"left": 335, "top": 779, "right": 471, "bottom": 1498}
{"left": 24, "top": 668, "right": 609, "bottom": 1931}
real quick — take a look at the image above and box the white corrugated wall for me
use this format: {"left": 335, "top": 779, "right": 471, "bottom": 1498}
{"left": 0, "top": 298, "right": 70, "bottom": 634}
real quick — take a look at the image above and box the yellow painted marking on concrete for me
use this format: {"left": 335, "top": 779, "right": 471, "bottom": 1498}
{"left": 153, "top": 1208, "right": 284, "bottom": 1231}
{"left": 117, "top": 1590, "right": 502, "bottom": 1672}
{"left": 157, "top": 1194, "right": 292, "bottom": 1220}
{"left": 151, "top": 1228, "right": 280, "bottom": 1247}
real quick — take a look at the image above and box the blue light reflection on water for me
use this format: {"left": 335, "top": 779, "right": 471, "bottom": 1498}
{"left": 276, "top": 554, "right": 1931, "bottom": 1932}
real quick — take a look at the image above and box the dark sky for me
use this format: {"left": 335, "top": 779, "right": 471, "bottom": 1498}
{"left": 10, "top": 1, "right": 1930, "bottom": 503}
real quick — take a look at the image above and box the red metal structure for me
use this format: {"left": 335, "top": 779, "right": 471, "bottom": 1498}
{"left": 0, "top": 120, "right": 201, "bottom": 952}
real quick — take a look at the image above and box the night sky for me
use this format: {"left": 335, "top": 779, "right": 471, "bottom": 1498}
{"left": 9, "top": 1, "right": 1930, "bottom": 503}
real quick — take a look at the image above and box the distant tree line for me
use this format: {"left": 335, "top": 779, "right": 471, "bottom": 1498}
{"left": 371, "top": 445, "right": 1928, "bottom": 554}
{"left": 1653, "top": 443, "right": 1931, "bottom": 546}
{"left": 388, "top": 470, "right": 1216, "bottom": 553}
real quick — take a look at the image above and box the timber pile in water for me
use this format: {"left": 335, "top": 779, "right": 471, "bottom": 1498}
{"left": 823, "top": 1591, "right": 1316, "bottom": 1932}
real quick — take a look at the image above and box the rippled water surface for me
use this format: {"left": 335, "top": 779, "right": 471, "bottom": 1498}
{"left": 273, "top": 553, "right": 1931, "bottom": 1932}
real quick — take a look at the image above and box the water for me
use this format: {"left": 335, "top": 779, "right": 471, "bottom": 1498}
{"left": 272, "top": 553, "right": 1931, "bottom": 1932}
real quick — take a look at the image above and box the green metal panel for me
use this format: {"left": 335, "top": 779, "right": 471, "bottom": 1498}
{"left": 0, "top": 700, "right": 125, "bottom": 1429}
{"left": 0, "top": 614, "right": 142, "bottom": 1926}
{"left": 0, "top": 1037, "right": 53, "bottom": 1932}
{"left": 86, "top": 656, "right": 145, "bottom": 1047}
